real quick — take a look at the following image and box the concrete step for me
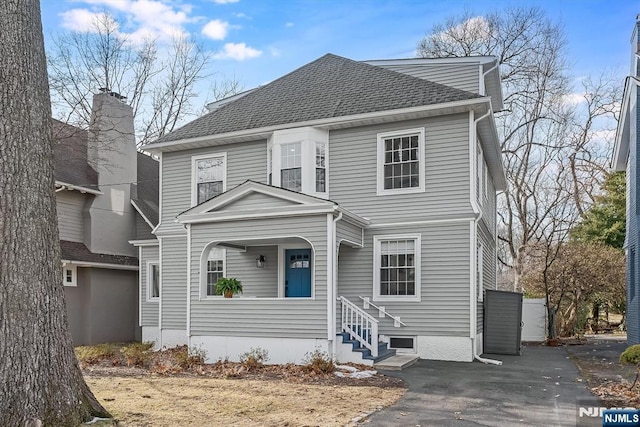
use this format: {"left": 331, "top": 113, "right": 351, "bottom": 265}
{"left": 373, "top": 354, "right": 420, "bottom": 371}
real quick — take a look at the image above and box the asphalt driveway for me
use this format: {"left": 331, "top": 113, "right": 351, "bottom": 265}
{"left": 364, "top": 346, "right": 601, "bottom": 427}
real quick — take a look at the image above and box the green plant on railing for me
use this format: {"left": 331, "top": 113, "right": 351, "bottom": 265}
{"left": 215, "top": 277, "right": 243, "bottom": 298}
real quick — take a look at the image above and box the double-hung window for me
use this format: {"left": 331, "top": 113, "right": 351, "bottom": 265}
{"left": 147, "top": 262, "right": 159, "bottom": 301}
{"left": 374, "top": 235, "right": 421, "bottom": 301}
{"left": 205, "top": 247, "right": 225, "bottom": 297}
{"left": 280, "top": 143, "right": 302, "bottom": 191}
{"left": 63, "top": 265, "right": 77, "bottom": 287}
{"left": 377, "top": 128, "right": 425, "bottom": 195}
{"left": 193, "top": 154, "right": 226, "bottom": 205}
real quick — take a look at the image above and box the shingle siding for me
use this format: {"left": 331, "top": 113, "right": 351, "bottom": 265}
{"left": 627, "top": 87, "right": 640, "bottom": 344}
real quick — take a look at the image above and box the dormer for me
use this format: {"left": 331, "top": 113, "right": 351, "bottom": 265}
{"left": 267, "top": 127, "right": 329, "bottom": 199}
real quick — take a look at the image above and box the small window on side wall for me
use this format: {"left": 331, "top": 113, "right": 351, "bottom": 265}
{"left": 203, "top": 246, "right": 226, "bottom": 297}
{"left": 147, "top": 262, "right": 160, "bottom": 301}
{"left": 63, "top": 265, "right": 77, "bottom": 287}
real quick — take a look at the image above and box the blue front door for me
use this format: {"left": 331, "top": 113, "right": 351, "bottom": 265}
{"left": 285, "top": 249, "right": 312, "bottom": 297}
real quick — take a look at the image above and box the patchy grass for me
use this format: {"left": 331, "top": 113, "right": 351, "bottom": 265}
{"left": 85, "top": 375, "right": 404, "bottom": 426}
{"left": 78, "top": 343, "right": 407, "bottom": 425}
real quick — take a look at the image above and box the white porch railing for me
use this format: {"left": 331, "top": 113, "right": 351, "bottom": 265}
{"left": 359, "top": 296, "right": 407, "bottom": 328}
{"left": 338, "top": 296, "right": 379, "bottom": 357}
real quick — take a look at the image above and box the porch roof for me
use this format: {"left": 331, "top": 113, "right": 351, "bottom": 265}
{"left": 176, "top": 180, "right": 369, "bottom": 228}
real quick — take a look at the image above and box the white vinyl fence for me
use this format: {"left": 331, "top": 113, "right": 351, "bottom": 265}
{"left": 522, "top": 298, "right": 546, "bottom": 342}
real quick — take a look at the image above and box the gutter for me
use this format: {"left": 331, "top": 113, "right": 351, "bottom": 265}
{"left": 470, "top": 110, "right": 503, "bottom": 366}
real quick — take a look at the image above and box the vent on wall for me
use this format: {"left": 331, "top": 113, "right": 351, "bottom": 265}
{"left": 389, "top": 337, "right": 415, "bottom": 350}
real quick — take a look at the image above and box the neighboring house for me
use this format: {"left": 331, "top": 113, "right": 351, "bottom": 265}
{"left": 53, "top": 91, "right": 159, "bottom": 346}
{"left": 137, "top": 54, "right": 506, "bottom": 364}
{"left": 613, "top": 16, "right": 640, "bottom": 345}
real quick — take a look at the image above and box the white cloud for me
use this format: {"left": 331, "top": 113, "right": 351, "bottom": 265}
{"left": 202, "top": 19, "right": 229, "bottom": 40}
{"left": 269, "top": 47, "right": 281, "bottom": 57}
{"left": 61, "top": 1, "right": 195, "bottom": 44}
{"left": 285, "top": 22, "right": 294, "bottom": 28}
{"left": 60, "top": 9, "right": 114, "bottom": 32}
{"left": 234, "top": 12, "right": 251, "bottom": 19}
{"left": 213, "top": 0, "right": 239, "bottom": 3}
{"left": 214, "top": 42, "right": 262, "bottom": 61}
{"left": 563, "top": 93, "right": 586, "bottom": 106}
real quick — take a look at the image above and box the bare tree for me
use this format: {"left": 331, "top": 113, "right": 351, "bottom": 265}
{"left": 418, "top": 7, "right": 620, "bottom": 290}
{"left": 47, "top": 12, "right": 217, "bottom": 144}
{"left": 0, "top": 1, "right": 109, "bottom": 425}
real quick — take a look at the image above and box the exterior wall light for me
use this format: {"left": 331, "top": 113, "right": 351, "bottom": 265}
{"left": 256, "top": 255, "right": 266, "bottom": 269}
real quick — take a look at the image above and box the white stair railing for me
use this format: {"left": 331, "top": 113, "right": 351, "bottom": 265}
{"left": 338, "top": 296, "right": 379, "bottom": 357}
{"left": 359, "top": 296, "right": 407, "bottom": 328}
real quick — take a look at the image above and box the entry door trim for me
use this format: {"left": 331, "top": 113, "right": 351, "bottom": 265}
{"left": 278, "top": 242, "right": 314, "bottom": 299}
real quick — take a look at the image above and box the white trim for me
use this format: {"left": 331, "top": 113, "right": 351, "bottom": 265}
{"left": 152, "top": 152, "right": 163, "bottom": 234}
{"left": 179, "top": 205, "right": 336, "bottom": 224}
{"left": 157, "top": 236, "right": 163, "bottom": 348}
{"left": 129, "top": 239, "right": 159, "bottom": 247}
{"left": 191, "top": 152, "right": 227, "bottom": 207}
{"left": 62, "top": 264, "right": 77, "bottom": 287}
{"left": 278, "top": 242, "right": 315, "bottom": 299}
{"left": 143, "top": 98, "right": 491, "bottom": 152}
{"left": 199, "top": 243, "right": 227, "bottom": 300}
{"left": 372, "top": 234, "right": 421, "bottom": 303}
{"left": 61, "top": 260, "right": 139, "bottom": 271}
{"left": 476, "top": 141, "right": 484, "bottom": 206}
{"left": 376, "top": 127, "right": 426, "bottom": 196}
{"left": 469, "top": 221, "right": 476, "bottom": 339}
{"left": 146, "top": 260, "right": 160, "bottom": 302}
{"left": 138, "top": 245, "right": 142, "bottom": 326}
{"left": 368, "top": 216, "right": 475, "bottom": 229}
{"left": 186, "top": 224, "right": 191, "bottom": 343}
{"left": 326, "top": 213, "right": 334, "bottom": 342}
{"left": 131, "top": 200, "right": 156, "bottom": 230}
{"left": 364, "top": 56, "right": 497, "bottom": 66}
{"left": 55, "top": 181, "right": 102, "bottom": 195}
{"left": 477, "top": 242, "right": 484, "bottom": 302}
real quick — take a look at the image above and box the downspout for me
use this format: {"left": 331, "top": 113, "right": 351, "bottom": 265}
{"left": 472, "top": 109, "right": 502, "bottom": 366}
{"left": 330, "top": 211, "right": 343, "bottom": 358}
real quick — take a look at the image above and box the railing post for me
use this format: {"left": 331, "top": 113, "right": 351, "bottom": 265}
{"left": 371, "top": 322, "right": 378, "bottom": 357}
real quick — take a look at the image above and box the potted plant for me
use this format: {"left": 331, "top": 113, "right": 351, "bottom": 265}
{"left": 215, "top": 277, "right": 243, "bottom": 298}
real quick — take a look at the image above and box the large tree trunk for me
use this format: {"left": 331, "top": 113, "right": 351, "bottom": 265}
{"left": 0, "top": 1, "right": 109, "bottom": 425}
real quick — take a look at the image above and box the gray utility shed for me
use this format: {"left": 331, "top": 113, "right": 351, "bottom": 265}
{"left": 484, "top": 290, "right": 523, "bottom": 355}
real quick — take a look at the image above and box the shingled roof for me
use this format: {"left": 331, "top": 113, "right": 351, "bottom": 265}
{"left": 150, "top": 53, "right": 481, "bottom": 144}
{"left": 53, "top": 120, "right": 98, "bottom": 191}
{"left": 60, "top": 240, "right": 138, "bottom": 266}
{"left": 132, "top": 152, "right": 159, "bottom": 227}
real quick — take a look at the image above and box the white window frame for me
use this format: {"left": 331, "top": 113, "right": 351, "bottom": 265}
{"left": 146, "top": 261, "right": 160, "bottom": 302}
{"left": 62, "top": 264, "right": 77, "bottom": 287}
{"left": 377, "top": 128, "right": 426, "bottom": 196}
{"left": 477, "top": 243, "right": 484, "bottom": 301}
{"left": 373, "top": 234, "right": 421, "bottom": 302}
{"left": 191, "top": 153, "right": 227, "bottom": 206}
{"left": 315, "top": 142, "right": 327, "bottom": 194}
{"left": 200, "top": 245, "right": 227, "bottom": 299}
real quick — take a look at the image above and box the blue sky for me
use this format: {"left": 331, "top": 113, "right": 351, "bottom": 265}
{"left": 40, "top": 0, "right": 639, "bottom": 97}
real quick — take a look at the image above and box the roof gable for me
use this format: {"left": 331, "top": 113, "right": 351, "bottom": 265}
{"left": 150, "top": 54, "right": 480, "bottom": 145}
{"left": 177, "top": 180, "right": 335, "bottom": 222}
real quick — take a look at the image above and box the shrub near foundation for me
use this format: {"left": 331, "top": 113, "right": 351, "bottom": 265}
{"left": 302, "top": 349, "right": 335, "bottom": 374}
{"left": 121, "top": 342, "right": 154, "bottom": 367}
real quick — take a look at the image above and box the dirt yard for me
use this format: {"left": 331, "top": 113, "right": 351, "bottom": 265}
{"left": 77, "top": 344, "right": 406, "bottom": 426}
{"left": 85, "top": 374, "right": 404, "bottom": 426}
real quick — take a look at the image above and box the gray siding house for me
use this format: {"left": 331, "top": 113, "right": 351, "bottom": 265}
{"left": 613, "top": 17, "right": 640, "bottom": 344}
{"left": 138, "top": 54, "right": 505, "bottom": 364}
{"left": 54, "top": 92, "right": 158, "bottom": 345}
